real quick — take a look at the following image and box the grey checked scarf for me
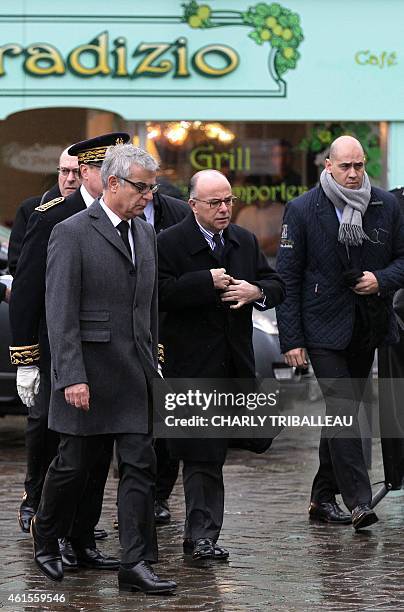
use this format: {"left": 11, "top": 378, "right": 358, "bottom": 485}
{"left": 320, "top": 168, "right": 371, "bottom": 246}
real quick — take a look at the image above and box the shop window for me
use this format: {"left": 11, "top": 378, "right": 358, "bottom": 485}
{"left": 147, "top": 120, "right": 382, "bottom": 262}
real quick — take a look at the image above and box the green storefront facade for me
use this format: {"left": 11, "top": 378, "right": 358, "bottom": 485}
{"left": 0, "top": 0, "right": 403, "bottom": 256}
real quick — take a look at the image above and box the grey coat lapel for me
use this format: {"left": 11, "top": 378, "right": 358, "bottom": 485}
{"left": 131, "top": 217, "right": 145, "bottom": 271}
{"left": 131, "top": 218, "right": 148, "bottom": 306}
{"left": 88, "top": 200, "right": 134, "bottom": 264}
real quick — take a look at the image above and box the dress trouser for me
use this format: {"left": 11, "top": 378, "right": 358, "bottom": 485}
{"left": 24, "top": 369, "right": 59, "bottom": 509}
{"left": 35, "top": 432, "right": 158, "bottom": 565}
{"left": 154, "top": 438, "right": 179, "bottom": 500}
{"left": 308, "top": 337, "right": 375, "bottom": 511}
{"left": 182, "top": 461, "right": 225, "bottom": 543}
{"left": 23, "top": 368, "right": 110, "bottom": 538}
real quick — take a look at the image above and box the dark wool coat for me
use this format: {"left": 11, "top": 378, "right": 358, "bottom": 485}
{"left": 46, "top": 200, "right": 158, "bottom": 436}
{"left": 157, "top": 213, "right": 285, "bottom": 461}
{"left": 8, "top": 183, "right": 61, "bottom": 276}
{"left": 276, "top": 185, "right": 404, "bottom": 353}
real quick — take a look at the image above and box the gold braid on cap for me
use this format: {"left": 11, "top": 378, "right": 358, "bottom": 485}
{"left": 10, "top": 344, "right": 40, "bottom": 365}
{"left": 78, "top": 146, "right": 108, "bottom": 164}
{"left": 78, "top": 138, "right": 126, "bottom": 164}
{"left": 157, "top": 344, "right": 165, "bottom": 364}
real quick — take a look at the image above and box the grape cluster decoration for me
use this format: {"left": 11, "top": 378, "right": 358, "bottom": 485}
{"left": 182, "top": 2, "right": 304, "bottom": 77}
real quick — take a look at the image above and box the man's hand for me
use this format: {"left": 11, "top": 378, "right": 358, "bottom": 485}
{"left": 352, "top": 271, "right": 379, "bottom": 295}
{"left": 17, "top": 365, "right": 40, "bottom": 407}
{"left": 64, "top": 383, "right": 90, "bottom": 411}
{"left": 221, "top": 278, "right": 262, "bottom": 309}
{"left": 4, "top": 286, "right": 11, "bottom": 303}
{"left": 284, "top": 348, "right": 307, "bottom": 368}
{"left": 210, "top": 268, "right": 231, "bottom": 290}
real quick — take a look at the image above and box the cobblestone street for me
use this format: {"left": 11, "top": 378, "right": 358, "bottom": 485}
{"left": 2, "top": 409, "right": 404, "bottom": 611}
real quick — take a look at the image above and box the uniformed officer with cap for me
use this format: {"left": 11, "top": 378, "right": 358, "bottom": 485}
{"left": 9, "top": 132, "right": 130, "bottom": 570}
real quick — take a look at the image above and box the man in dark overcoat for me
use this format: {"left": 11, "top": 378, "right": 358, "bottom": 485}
{"left": 32, "top": 143, "right": 177, "bottom": 594}
{"left": 9, "top": 133, "right": 128, "bottom": 553}
{"left": 142, "top": 189, "right": 190, "bottom": 524}
{"left": 276, "top": 135, "right": 404, "bottom": 530}
{"left": 157, "top": 169, "right": 285, "bottom": 561}
{"left": 8, "top": 146, "right": 81, "bottom": 534}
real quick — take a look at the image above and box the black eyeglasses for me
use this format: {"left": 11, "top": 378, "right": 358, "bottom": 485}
{"left": 117, "top": 176, "right": 159, "bottom": 194}
{"left": 57, "top": 167, "right": 80, "bottom": 177}
{"left": 192, "top": 196, "right": 237, "bottom": 208}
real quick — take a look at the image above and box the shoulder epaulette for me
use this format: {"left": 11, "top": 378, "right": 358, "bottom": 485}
{"left": 35, "top": 196, "right": 65, "bottom": 212}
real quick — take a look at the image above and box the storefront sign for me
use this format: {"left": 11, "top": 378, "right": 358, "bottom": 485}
{"left": 354, "top": 50, "right": 397, "bottom": 69}
{"left": 0, "top": 1, "right": 403, "bottom": 121}
{"left": 190, "top": 144, "right": 251, "bottom": 171}
{"left": 0, "top": 34, "right": 239, "bottom": 79}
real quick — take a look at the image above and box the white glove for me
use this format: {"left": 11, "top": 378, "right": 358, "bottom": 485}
{"left": 16, "top": 366, "right": 40, "bottom": 407}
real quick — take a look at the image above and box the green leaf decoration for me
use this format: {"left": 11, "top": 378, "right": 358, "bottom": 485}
{"left": 298, "top": 122, "right": 382, "bottom": 179}
{"left": 183, "top": 2, "right": 304, "bottom": 77}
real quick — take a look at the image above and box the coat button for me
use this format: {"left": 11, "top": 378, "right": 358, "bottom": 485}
{"left": 129, "top": 269, "right": 136, "bottom": 276}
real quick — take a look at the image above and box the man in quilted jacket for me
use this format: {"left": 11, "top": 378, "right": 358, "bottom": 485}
{"left": 276, "top": 135, "right": 404, "bottom": 531}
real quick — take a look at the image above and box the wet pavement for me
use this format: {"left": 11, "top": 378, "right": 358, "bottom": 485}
{"left": 1, "top": 407, "right": 404, "bottom": 611}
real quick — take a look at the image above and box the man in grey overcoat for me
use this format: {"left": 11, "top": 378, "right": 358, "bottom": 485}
{"left": 31, "top": 144, "right": 177, "bottom": 595}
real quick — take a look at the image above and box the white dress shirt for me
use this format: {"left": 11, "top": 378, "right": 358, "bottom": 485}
{"left": 80, "top": 184, "right": 97, "bottom": 208}
{"left": 143, "top": 201, "right": 155, "bottom": 226}
{"left": 99, "top": 197, "right": 135, "bottom": 263}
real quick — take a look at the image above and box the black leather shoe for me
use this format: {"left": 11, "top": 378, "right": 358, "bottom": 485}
{"left": 118, "top": 561, "right": 177, "bottom": 594}
{"left": 183, "top": 539, "right": 229, "bottom": 560}
{"left": 18, "top": 498, "right": 36, "bottom": 533}
{"left": 192, "top": 538, "right": 215, "bottom": 560}
{"left": 75, "top": 547, "right": 120, "bottom": 570}
{"left": 352, "top": 504, "right": 379, "bottom": 530}
{"left": 94, "top": 528, "right": 108, "bottom": 540}
{"left": 154, "top": 499, "right": 171, "bottom": 525}
{"left": 58, "top": 538, "right": 78, "bottom": 569}
{"left": 309, "top": 501, "right": 352, "bottom": 524}
{"left": 31, "top": 518, "right": 63, "bottom": 582}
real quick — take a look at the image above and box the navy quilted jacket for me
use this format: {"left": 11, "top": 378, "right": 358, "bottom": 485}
{"left": 276, "top": 185, "right": 404, "bottom": 353}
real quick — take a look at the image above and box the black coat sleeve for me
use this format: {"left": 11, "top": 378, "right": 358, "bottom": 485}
{"left": 8, "top": 196, "right": 40, "bottom": 275}
{"left": 275, "top": 201, "right": 307, "bottom": 353}
{"left": 9, "top": 211, "right": 54, "bottom": 364}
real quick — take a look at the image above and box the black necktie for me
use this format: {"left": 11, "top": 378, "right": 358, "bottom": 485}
{"left": 117, "top": 220, "right": 132, "bottom": 259}
{"left": 212, "top": 233, "right": 224, "bottom": 258}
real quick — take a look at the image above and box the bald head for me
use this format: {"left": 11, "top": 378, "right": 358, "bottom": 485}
{"left": 58, "top": 147, "right": 81, "bottom": 196}
{"left": 189, "top": 170, "right": 230, "bottom": 199}
{"left": 188, "top": 169, "right": 233, "bottom": 233}
{"left": 329, "top": 135, "right": 364, "bottom": 161}
{"left": 325, "top": 135, "right": 366, "bottom": 189}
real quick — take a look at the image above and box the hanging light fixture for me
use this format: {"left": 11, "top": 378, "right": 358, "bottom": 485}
{"left": 146, "top": 121, "right": 235, "bottom": 146}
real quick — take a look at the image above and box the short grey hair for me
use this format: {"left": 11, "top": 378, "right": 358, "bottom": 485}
{"left": 101, "top": 144, "right": 159, "bottom": 188}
